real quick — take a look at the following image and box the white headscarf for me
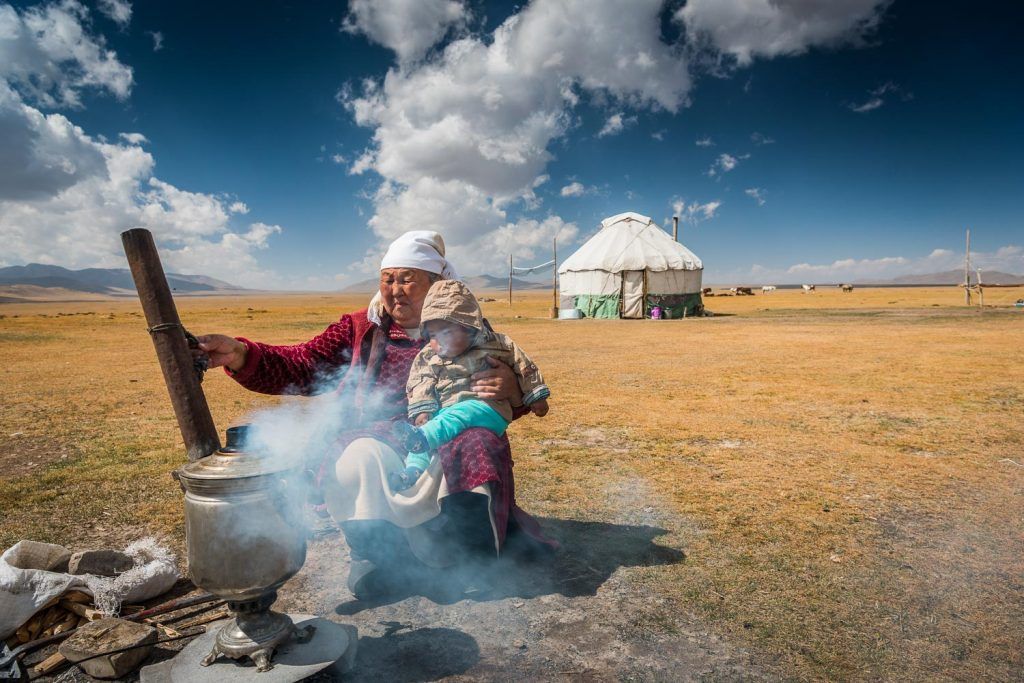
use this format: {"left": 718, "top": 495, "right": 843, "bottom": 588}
{"left": 367, "top": 230, "right": 460, "bottom": 326}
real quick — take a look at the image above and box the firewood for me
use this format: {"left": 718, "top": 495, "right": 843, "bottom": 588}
{"left": 34, "top": 652, "right": 67, "bottom": 675}
{"left": 60, "top": 600, "right": 103, "bottom": 621}
{"left": 176, "top": 609, "right": 229, "bottom": 631}
{"left": 16, "top": 624, "right": 31, "bottom": 644}
{"left": 62, "top": 590, "right": 93, "bottom": 604}
{"left": 52, "top": 611, "right": 79, "bottom": 635}
{"left": 26, "top": 612, "right": 45, "bottom": 640}
{"left": 144, "top": 619, "right": 182, "bottom": 638}
{"left": 39, "top": 606, "right": 65, "bottom": 636}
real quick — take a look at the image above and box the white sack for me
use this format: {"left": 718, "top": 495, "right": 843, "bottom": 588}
{"left": 0, "top": 538, "right": 179, "bottom": 640}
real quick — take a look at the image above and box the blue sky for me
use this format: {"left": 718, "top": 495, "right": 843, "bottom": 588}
{"left": 1, "top": 0, "right": 1021, "bottom": 287}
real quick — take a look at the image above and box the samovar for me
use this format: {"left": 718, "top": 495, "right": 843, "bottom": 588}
{"left": 177, "top": 425, "right": 312, "bottom": 672}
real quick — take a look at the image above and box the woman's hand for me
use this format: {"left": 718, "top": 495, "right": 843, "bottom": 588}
{"left": 471, "top": 356, "right": 524, "bottom": 405}
{"left": 196, "top": 334, "right": 248, "bottom": 372}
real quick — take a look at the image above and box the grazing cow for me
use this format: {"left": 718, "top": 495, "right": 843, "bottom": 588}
{"left": 702, "top": 287, "right": 713, "bottom": 295}
{"left": 840, "top": 284, "right": 854, "bottom": 293}
{"left": 736, "top": 286, "right": 754, "bottom": 296}
{"left": 762, "top": 285, "right": 777, "bottom": 294}
{"left": 802, "top": 284, "right": 816, "bottom": 293}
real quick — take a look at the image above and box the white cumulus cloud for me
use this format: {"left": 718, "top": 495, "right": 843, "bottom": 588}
{"left": 745, "top": 187, "right": 766, "bottom": 205}
{"left": 559, "top": 181, "right": 594, "bottom": 197}
{"left": 597, "top": 112, "right": 636, "bottom": 138}
{"left": 344, "top": 0, "right": 692, "bottom": 275}
{"left": 708, "top": 152, "right": 742, "bottom": 176}
{"left": 342, "top": 0, "right": 469, "bottom": 65}
{"left": 849, "top": 81, "right": 912, "bottom": 113}
{"left": 676, "top": 0, "right": 890, "bottom": 67}
{"left": 118, "top": 131, "right": 147, "bottom": 144}
{"left": 0, "top": 1, "right": 284, "bottom": 288}
{"left": 97, "top": 0, "right": 131, "bottom": 27}
{"left": 0, "top": 1, "right": 134, "bottom": 108}
{"left": 672, "top": 197, "right": 721, "bottom": 224}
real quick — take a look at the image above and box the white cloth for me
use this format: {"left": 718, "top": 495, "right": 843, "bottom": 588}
{"left": 322, "top": 438, "right": 495, "bottom": 567}
{"left": 368, "top": 230, "right": 461, "bottom": 326}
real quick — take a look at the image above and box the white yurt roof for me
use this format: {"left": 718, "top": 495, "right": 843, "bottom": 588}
{"left": 558, "top": 212, "right": 703, "bottom": 274}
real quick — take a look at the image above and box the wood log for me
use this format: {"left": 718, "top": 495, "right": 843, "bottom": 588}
{"left": 144, "top": 619, "right": 183, "bottom": 638}
{"left": 62, "top": 590, "right": 92, "bottom": 604}
{"left": 175, "top": 609, "right": 229, "bottom": 631}
{"left": 34, "top": 652, "right": 67, "bottom": 675}
{"left": 39, "top": 606, "right": 65, "bottom": 636}
{"left": 26, "top": 612, "right": 45, "bottom": 640}
{"left": 52, "top": 611, "right": 79, "bottom": 635}
{"left": 60, "top": 600, "right": 103, "bottom": 621}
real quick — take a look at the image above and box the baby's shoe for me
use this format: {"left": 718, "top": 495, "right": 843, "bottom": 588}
{"left": 388, "top": 466, "right": 425, "bottom": 492}
{"left": 392, "top": 421, "right": 429, "bottom": 453}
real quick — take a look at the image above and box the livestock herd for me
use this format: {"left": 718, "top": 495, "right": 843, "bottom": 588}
{"left": 702, "top": 284, "right": 854, "bottom": 296}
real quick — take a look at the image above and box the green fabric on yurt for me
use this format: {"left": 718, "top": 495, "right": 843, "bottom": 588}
{"left": 575, "top": 294, "right": 621, "bottom": 318}
{"left": 646, "top": 292, "right": 703, "bottom": 318}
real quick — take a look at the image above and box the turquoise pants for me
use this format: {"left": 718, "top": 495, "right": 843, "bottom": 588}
{"left": 406, "top": 400, "right": 509, "bottom": 471}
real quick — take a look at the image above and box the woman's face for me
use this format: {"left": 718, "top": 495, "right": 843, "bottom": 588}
{"left": 379, "top": 268, "right": 434, "bottom": 328}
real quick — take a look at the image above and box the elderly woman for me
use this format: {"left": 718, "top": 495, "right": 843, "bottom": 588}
{"left": 197, "top": 231, "right": 554, "bottom": 598}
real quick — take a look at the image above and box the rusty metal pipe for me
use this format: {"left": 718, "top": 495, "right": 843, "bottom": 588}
{"left": 121, "top": 228, "right": 220, "bottom": 461}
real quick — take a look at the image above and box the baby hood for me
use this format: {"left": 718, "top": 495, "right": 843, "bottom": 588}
{"left": 419, "top": 280, "right": 484, "bottom": 334}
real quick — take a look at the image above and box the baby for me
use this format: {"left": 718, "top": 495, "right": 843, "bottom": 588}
{"left": 389, "top": 279, "right": 550, "bottom": 492}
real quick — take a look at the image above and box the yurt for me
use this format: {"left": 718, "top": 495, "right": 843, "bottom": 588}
{"left": 558, "top": 212, "right": 703, "bottom": 319}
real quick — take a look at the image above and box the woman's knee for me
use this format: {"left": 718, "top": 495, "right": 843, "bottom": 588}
{"left": 333, "top": 437, "right": 393, "bottom": 488}
{"left": 451, "top": 427, "right": 507, "bottom": 451}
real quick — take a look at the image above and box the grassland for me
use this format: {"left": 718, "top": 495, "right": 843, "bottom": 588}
{"left": 1, "top": 286, "right": 1021, "bottom": 680}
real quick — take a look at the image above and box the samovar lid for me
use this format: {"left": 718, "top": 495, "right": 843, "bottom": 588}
{"left": 178, "top": 424, "right": 297, "bottom": 481}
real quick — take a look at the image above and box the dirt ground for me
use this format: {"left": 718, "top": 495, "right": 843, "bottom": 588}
{"left": 280, "top": 515, "right": 765, "bottom": 682}
{"left": 3, "top": 287, "right": 1023, "bottom": 681}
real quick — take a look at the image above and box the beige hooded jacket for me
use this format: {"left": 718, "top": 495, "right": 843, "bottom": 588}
{"left": 407, "top": 280, "right": 550, "bottom": 422}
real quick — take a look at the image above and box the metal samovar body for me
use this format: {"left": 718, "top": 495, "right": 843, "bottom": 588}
{"left": 177, "top": 426, "right": 312, "bottom": 672}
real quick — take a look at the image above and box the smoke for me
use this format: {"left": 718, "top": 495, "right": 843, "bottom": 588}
{"left": 243, "top": 367, "right": 358, "bottom": 471}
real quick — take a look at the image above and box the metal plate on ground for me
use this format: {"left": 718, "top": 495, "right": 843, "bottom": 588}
{"left": 141, "top": 615, "right": 355, "bottom": 683}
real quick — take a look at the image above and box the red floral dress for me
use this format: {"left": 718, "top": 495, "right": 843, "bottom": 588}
{"left": 227, "top": 308, "right": 555, "bottom": 551}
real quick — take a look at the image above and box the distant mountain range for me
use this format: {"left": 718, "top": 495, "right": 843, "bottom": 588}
{"left": 854, "top": 269, "right": 1024, "bottom": 285}
{"left": 341, "top": 273, "right": 548, "bottom": 293}
{"left": 0, "top": 263, "right": 244, "bottom": 294}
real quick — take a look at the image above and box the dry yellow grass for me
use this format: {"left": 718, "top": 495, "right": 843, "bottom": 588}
{"left": 1, "top": 286, "right": 1021, "bottom": 680}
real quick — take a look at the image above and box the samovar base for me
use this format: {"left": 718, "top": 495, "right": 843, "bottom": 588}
{"left": 148, "top": 614, "right": 356, "bottom": 683}
{"left": 201, "top": 593, "right": 315, "bottom": 672}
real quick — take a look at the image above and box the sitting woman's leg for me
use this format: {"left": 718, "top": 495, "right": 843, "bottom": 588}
{"left": 435, "top": 427, "right": 514, "bottom": 556}
{"left": 324, "top": 437, "right": 440, "bottom": 597}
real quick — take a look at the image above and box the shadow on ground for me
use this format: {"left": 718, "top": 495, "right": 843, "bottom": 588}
{"left": 336, "top": 517, "right": 684, "bottom": 614}
{"left": 345, "top": 627, "right": 479, "bottom": 682}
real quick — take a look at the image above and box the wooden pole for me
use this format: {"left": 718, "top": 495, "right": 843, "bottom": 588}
{"left": 551, "top": 237, "right": 558, "bottom": 318}
{"left": 121, "top": 228, "right": 221, "bottom": 461}
{"left": 508, "top": 252, "right": 513, "bottom": 307}
{"left": 964, "top": 229, "right": 971, "bottom": 306}
{"left": 977, "top": 268, "right": 984, "bottom": 307}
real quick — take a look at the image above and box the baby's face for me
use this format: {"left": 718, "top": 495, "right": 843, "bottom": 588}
{"left": 425, "top": 320, "right": 473, "bottom": 358}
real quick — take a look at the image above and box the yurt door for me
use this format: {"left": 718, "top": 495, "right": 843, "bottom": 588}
{"left": 621, "top": 270, "right": 645, "bottom": 318}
